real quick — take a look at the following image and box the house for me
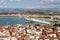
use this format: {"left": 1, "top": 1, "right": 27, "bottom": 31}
{"left": 47, "top": 32, "right": 57, "bottom": 38}
{"left": 11, "top": 37, "right": 17, "bottom": 40}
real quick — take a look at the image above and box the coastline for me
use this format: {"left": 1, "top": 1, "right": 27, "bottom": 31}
{"left": 0, "top": 15, "right": 19, "bottom": 17}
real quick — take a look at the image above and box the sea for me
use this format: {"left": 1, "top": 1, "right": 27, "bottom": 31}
{"left": 0, "top": 17, "right": 41, "bottom": 26}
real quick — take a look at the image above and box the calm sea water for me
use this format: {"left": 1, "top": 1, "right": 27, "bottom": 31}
{"left": 0, "top": 17, "right": 40, "bottom": 26}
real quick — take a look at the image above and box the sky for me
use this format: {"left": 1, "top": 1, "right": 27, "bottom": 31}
{"left": 0, "top": 0, "right": 60, "bottom": 9}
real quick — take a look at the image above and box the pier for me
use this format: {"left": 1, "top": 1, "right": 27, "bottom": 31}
{"left": 24, "top": 18, "right": 51, "bottom": 25}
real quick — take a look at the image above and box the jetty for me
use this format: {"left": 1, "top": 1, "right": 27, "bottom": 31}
{"left": 24, "top": 18, "right": 51, "bottom": 25}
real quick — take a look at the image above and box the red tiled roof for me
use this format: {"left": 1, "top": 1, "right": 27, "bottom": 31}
{"left": 47, "top": 32, "right": 55, "bottom": 34}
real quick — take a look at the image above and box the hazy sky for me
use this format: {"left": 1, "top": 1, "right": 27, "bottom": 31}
{"left": 0, "top": 0, "right": 60, "bottom": 9}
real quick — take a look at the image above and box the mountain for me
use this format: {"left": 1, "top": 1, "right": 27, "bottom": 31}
{"left": 36, "top": 8, "right": 60, "bottom": 12}
{"left": 0, "top": 8, "right": 25, "bottom": 13}
{"left": 0, "top": 8, "right": 59, "bottom": 13}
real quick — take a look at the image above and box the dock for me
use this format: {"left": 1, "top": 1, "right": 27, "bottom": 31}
{"left": 24, "top": 18, "right": 51, "bottom": 25}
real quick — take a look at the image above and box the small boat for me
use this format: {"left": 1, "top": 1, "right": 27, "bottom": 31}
{"left": 13, "top": 24, "right": 22, "bottom": 26}
{"left": 25, "top": 20, "right": 34, "bottom": 23}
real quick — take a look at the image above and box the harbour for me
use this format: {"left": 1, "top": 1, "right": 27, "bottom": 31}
{"left": 0, "top": 16, "right": 45, "bottom": 26}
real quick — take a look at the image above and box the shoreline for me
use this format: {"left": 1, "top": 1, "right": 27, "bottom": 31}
{"left": 0, "top": 15, "right": 19, "bottom": 17}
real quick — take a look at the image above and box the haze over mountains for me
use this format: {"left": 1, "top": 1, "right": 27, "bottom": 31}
{"left": 0, "top": 8, "right": 59, "bottom": 13}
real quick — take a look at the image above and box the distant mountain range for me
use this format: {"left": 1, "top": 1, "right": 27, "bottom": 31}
{"left": 0, "top": 8, "right": 60, "bottom": 13}
{"left": 31, "top": 8, "right": 60, "bottom": 12}
{"left": 0, "top": 8, "right": 24, "bottom": 13}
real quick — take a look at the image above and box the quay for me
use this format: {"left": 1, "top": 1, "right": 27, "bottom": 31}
{"left": 24, "top": 18, "right": 51, "bottom": 25}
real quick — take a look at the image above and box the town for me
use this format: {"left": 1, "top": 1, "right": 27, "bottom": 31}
{"left": 0, "top": 24, "right": 60, "bottom": 40}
